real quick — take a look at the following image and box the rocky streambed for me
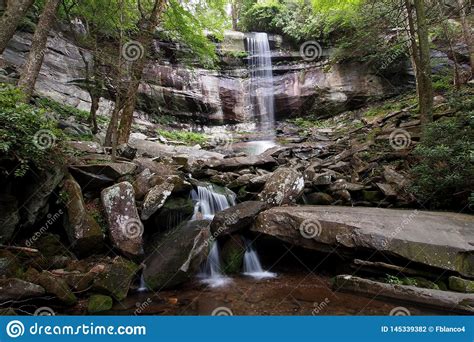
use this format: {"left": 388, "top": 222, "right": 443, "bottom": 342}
{"left": 1, "top": 108, "right": 473, "bottom": 316}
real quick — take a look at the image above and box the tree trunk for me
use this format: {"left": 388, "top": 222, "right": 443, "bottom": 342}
{"left": 404, "top": 0, "right": 422, "bottom": 100}
{"left": 17, "top": 0, "right": 60, "bottom": 102}
{"left": 115, "top": 0, "right": 166, "bottom": 145}
{"left": 0, "top": 0, "right": 35, "bottom": 55}
{"left": 414, "top": 0, "right": 434, "bottom": 126}
{"left": 457, "top": 0, "right": 474, "bottom": 77}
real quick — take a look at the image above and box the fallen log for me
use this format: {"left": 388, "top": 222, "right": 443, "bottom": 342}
{"left": 333, "top": 275, "right": 474, "bottom": 313}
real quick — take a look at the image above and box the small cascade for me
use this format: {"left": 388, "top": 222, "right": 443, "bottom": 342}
{"left": 191, "top": 184, "right": 236, "bottom": 221}
{"left": 198, "top": 241, "right": 232, "bottom": 288}
{"left": 192, "top": 183, "right": 235, "bottom": 287}
{"left": 247, "top": 32, "right": 275, "bottom": 133}
{"left": 137, "top": 272, "right": 147, "bottom": 292}
{"left": 243, "top": 238, "right": 277, "bottom": 280}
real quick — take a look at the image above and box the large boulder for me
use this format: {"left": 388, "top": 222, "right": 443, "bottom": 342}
{"left": 61, "top": 175, "right": 104, "bottom": 256}
{"left": 210, "top": 201, "right": 267, "bottom": 237}
{"left": 70, "top": 162, "right": 137, "bottom": 191}
{"left": 25, "top": 269, "right": 77, "bottom": 305}
{"left": 101, "top": 182, "right": 144, "bottom": 257}
{"left": 258, "top": 167, "right": 305, "bottom": 206}
{"left": 93, "top": 257, "right": 139, "bottom": 301}
{"left": 253, "top": 206, "right": 474, "bottom": 277}
{"left": 141, "top": 180, "right": 175, "bottom": 220}
{"left": 143, "top": 220, "right": 210, "bottom": 290}
{"left": 205, "top": 155, "right": 277, "bottom": 172}
{"left": 21, "top": 166, "right": 65, "bottom": 227}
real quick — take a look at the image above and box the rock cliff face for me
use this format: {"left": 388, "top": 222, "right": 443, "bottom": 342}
{"left": 1, "top": 29, "right": 410, "bottom": 124}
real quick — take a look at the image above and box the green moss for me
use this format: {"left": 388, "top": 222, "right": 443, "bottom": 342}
{"left": 36, "top": 97, "right": 90, "bottom": 122}
{"left": 88, "top": 294, "right": 113, "bottom": 313}
{"left": 157, "top": 129, "right": 208, "bottom": 145}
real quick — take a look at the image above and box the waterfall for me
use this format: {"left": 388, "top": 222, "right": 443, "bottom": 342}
{"left": 191, "top": 184, "right": 236, "bottom": 221}
{"left": 243, "top": 238, "right": 277, "bottom": 280}
{"left": 247, "top": 32, "right": 275, "bottom": 133}
{"left": 198, "top": 241, "right": 231, "bottom": 288}
{"left": 137, "top": 273, "right": 147, "bottom": 292}
{"left": 192, "top": 183, "right": 235, "bottom": 287}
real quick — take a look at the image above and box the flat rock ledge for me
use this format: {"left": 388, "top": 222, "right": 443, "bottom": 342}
{"left": 252, "top": 206, "right": 474, "bottom": 277}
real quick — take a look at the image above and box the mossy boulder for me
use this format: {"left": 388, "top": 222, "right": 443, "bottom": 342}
{"left": 221, "top": 235, "right": 245, "bottom": 274}
{"left": 93, "top": 257, "right": 139, "bottom": 301}
{"left": 101, "top": 182, "right": 144, "bottom": 257}
{"left": 449, "top": 276, "right": 474, "bottom": 293}
{"left": 88, "top": 294, "right": 113, "bottom": 313}
{"left": 144, "top": 220, "right": 210, "bottom": 290}
{"left": 32, "top": 234, "right": 72, "bottom": 258}
{"left": 40, "top": 274, "right": 77, "bottom": 305}
{"left": 61, "top": 175, "right": 104, "bottom": 256}
{"left": 153, "top": 197, "right": 194, "bottom": 231}
{"left": 25, "top": 269, "right": 77, "bottom": 305}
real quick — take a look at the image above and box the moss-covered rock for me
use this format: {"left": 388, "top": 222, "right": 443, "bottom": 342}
{"left": 87, "top": 294, "right": 113, "bottom": 313}
{"left": 144, "top": 220, "right": 210, "bottom": 290}
{"left": 61, "top": 175, "right": 104, "bottom": 256}
{"left": 449, "top": 276, "right": 474, "bottom": 293}
{"left": 36, "top": 271, "right": 77, "bottom": 305}
{"left": 93, "top": 257, "right": 139, "bottom": 301}
{"left": 221, "top": 236, "right": 245, "bottom": 274}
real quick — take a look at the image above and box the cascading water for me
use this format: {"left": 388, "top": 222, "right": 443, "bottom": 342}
{"left": 243, "top": 238, "right": 277, "bottom": 280}
{"left": 137, "top": 273, "right": 147, "bottom": 292}
{"left": 192, "top": 183, "right": 236, "bottom": 287}
{"left": 247, "top": 32, "right": 275, "bottom": 133}
{"left": 191, "top": 184, "right": 236, "bottom": 221}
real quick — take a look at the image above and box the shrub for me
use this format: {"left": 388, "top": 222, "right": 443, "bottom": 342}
{"left": 157, "top": 129, "right": 208, "bottom": 145}
{"left": 410, "top": 114, "right": 474, "bottom": 209}
{"left": 0, "top": 84, "right": 63, "bottom": 177}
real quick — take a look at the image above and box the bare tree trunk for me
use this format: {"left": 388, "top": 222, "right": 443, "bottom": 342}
{"left": 414, "top": 0, "right": 434, "bottom": 126}
{"left": 115, "top": 0, "right": 166, "bottom": 145}
{"left": 0, "top": 0, "right": 35, "bottom": 55}
{"left": 404, "top": 0, "right": 422, "bottom": 100}
{"left": 17, "top": 0, "right": 60, "bottom": 102}
{"left": 457, "top": 0, "right": 474, "bottom": 77}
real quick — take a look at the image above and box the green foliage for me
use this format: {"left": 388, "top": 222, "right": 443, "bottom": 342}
{"left": 411, "top": 114, "right": 474, "bottom": 209}
{"left": 289, "top": 117, "right": 331, "bottom": 129}
{"left": 161, "top": 0, "right": 229, "bottom": 67}
{"left": 432, "top": 73, "right": 453, "bottom": 93}
{"left": 36, "top": 97, "right": 90, "bottom": 121}
{"left": 157, "top": 129, "right": 208, "bottom": 145}
{"left": 240, "top": 0, "right": 283, "bottom": 33}
{"left": 0, "top": 84, "right": 63, "bottom": 177}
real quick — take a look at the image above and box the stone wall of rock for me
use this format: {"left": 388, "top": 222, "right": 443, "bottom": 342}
{"left": 1, "top": 29, "right": 411, "bottom": 125}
